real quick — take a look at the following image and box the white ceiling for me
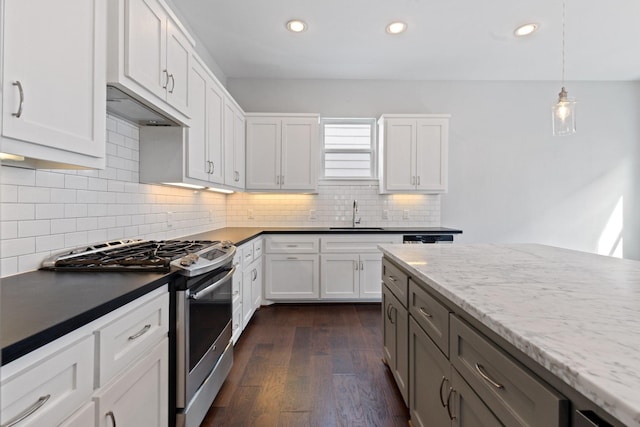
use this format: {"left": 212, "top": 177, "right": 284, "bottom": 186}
{"left": 171, "top": 0, "right": 640, "bottom": 81}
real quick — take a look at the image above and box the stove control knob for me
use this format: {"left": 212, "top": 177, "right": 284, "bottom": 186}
{"left": 221, "top": 240, "right": 233, "bottom": 249}
{"left": 180, "top": 253, "right": 199, "bottom": 266}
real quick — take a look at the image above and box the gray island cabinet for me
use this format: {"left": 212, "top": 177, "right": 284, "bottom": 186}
{"left": 380, "top": 243, "right": 640, "bottom": 427}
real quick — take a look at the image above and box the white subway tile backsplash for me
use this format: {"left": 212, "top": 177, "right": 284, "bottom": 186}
{"left": 1, "top": 257, "right": 18, "bottom": 277}
{"left": 36, "top": 234, "right": 66, "bottom": 252}
{"left": 1, "top": 221, "right": 18, "bottom": 239}
{"left": 18, "top": 220, "right": 50, "bottom": 238}
{"left": 35, "top": 171, "right": 66, "bottom": 188}
{"left": 1, "top": 165, "right": 36, "bottom": 186}
{"left": 64, "top": 175, "right": 89, "bottom": 190}
{"left": 51, "top": 188, "right": 77, "bottom": 204}
{"left": 64, "top": 231, "right": 88, "bottom": 248}
{"left": 2, "top": 203, "right": 35, "bottom": 221}
{"left": 51, "top": 218, "right": 77, "bottom": 234}
{"left": 18, "top": 251, "right": 50, "bottom": 272}
{"left": 77, "top": 217, "right": 98, "bottom": 231}
{"left": 1, "top": 237, "right": 35, "bottom": 257}
{"left": 1, "top": 185, "right": 18, "bottom": 203}
{"left": 35, "top": 204, "right": 65, "bottom": 220}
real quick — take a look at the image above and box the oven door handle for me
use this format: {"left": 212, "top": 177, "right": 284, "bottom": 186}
{"left": 189, "top": 266, "right": 236, "bottom": 300}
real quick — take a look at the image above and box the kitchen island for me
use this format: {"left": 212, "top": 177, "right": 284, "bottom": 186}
{"left": 379, "top": 243, "right": 640, "bottom": 427}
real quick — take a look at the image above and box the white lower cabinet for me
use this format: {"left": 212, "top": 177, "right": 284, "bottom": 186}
{"left": 265, "top": 254, "right": 319, "bottom": 300}
{"left": 93, "top": 337, "right": 168, "bottom": 427}
{"left": 59, "top": 401, "right": 96, "bottom": 427}
{"left": 242, "top": 257, "right": 262, "bottom": 328}
{"left": 0, "top": 286, "right": 169, "bottom": 427}
{"left": 233, "top": 237, "right": 263, "bottom": 340}
{"left": 320, "top": 253, "right": 385, "bottom": 299}
{"left": 0, "top": 335, "right": 94, "bottom": 427}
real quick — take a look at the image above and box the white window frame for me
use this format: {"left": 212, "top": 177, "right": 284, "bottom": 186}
{"left": 320, "top": 117, "right": 377, "bottom": 181}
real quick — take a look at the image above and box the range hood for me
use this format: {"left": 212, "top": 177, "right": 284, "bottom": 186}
{"left": 106, "top": 86, "right": 179, "bottom": 127}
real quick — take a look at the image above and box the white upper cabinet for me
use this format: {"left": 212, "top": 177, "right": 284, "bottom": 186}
{"left": 186, "top": 56, "right": 223, "bottom": 184}
{"left": 0, "top": 0, "right": 106, "bottom": 169}
{"left": 246, "top": 114, "right": 319, "bottom": 192}
{"left": 223, "top": 98, "right": 246, "bottom": 190}
{"left": 379, "top": 114, "right": 449, "bottom": 194}
{"left": 108, "top": 0, "right": 194, "bottom": 123}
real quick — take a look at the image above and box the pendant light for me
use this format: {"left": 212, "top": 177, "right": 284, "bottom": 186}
{"left": 552, "top": 0, "right": 576, "bottom": 136}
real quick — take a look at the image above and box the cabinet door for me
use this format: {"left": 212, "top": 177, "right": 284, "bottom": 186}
{"left": 59, "top": 401, "right": 96, "bottom": 427}
{"left": 234, "top": 111, "right": 246, "bottom": 189}
{"left": 264, "top": 254, "right": 319, "bottom": 299}
{"left": 94, "top": 338, "right": 168, "bottom": 427}
{"left": 409, "top": 318, "right": 451, "bottom": 427}
{"left": 242, "top": 267, "right": 255, "bottom": 328}
{"left": 246, "top": 118, "right": 281, "bottom": 189}
{"left": 383, "top": 119, "right": 416, "bottom": 191}
{"left": 252, "top": 259, "right": 263, "bottom": 310}
{"left": 124, "top": 0, "right": 167, "bottom": 100}
{"left": 359, "top": 253, "right": 383, "bottom": 299}
{"left": 206, "top": 78, "right": 224, "bottom": 184}
{"left": 281, "top": 117, "right": 319, "bottom": 191}
{"left": 451, "top": 369, "right": 502, "bottom": 427}
{"left": 382, "top": 284, "right": 408, "bottom": 405}
{"left": 416, "top": 118, "right": 448, "bottom": 192}
{"left": 320, "top": 254, "right": 359, "bottom": 299}
{"left": 186, "top": 58, "right": 209, "bottom": 181}
{"left": 165, "top": 19, "right": 191, "bottom": 115}
{"left": 2, "top": 0, "right": 105, "bottom": 161}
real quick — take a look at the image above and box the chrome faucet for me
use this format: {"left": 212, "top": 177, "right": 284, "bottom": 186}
{"left": 352, "top": 200, "right": 361, "bottom": 228}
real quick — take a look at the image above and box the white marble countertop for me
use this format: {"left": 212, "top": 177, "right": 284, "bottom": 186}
{"left": 379, "top": 243, "right": 640, "bottom": 427}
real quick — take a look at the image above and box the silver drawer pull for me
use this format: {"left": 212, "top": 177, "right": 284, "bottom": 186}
{"left": 419, "top": 307, "right": 433, "bottom": 318}
{"left": 106, "top": 410, "right": 117, "bottom": 427}
{"left": 388, "top": 275, "right": 397, "bottom": 282}
{"left": 286, "top": 256, "right": 298, "bottom": 260}
{"left": 475, "top": 363, "right": 504, "bottom": 389}
{"left": 233, "top": 290, "right": 239, "bottom": 296}
{"left": 438, "top": 376, "right": 447, "bottom": 407}
{"left": 1, "top": 394, "right": 50, "bottom": 427}
{"left": 286, "top": 244, "right": 298, "bottom": 247}
{"left": 446, "top": 387, "right": 456, "bottom": 420}
{"left": 12, "top": 81, "right": 24, "bottom": 118}
{"left": 128, "top": 324, "right": 151, "bottom": 341}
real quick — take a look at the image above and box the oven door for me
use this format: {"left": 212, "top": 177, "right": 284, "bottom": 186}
{"left": 176, "top": 265, "right": 234, "bottom": 408}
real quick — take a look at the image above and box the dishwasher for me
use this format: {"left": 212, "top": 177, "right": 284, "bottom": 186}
{"left": 402, "top": 234, "right": 454, "bottom": 244}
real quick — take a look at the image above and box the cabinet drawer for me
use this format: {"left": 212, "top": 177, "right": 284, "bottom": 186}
{"left": 95, "top": 292, "right": 169, "bottom": 387}
{"left": 450, "top": 315, "right": 568, "bottom": 427}
{"left": 253, "top": 238, "right": 263, "bottom": 258}
{"left": 321, "top": 235, "right": 402, "bottom": 253}
{"left": 242, "top": 244, "right": 254, "bottom": 266}
{"left": 382, "top": 258, "right": 408, "bottom": 307}
{"left": 1, "top": 335, "right": 94, "bottom": 427}
{"left": 265, "top": 235, "right": 319, "bottom": 253}
{"left": 409, "top": 279, "right": 450, "bottom": 356}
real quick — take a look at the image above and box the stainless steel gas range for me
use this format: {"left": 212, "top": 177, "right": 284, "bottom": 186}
{"left": 42, "top": 238, "right": 237, "bottom": 427}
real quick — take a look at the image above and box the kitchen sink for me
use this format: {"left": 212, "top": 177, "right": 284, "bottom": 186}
{"left": 329, "top": 227, "right": 385, "bottom": 231}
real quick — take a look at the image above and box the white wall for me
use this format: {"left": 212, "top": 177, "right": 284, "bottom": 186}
{"left": 0, "top": 115, "right": 227, "bottom": 277}
{"left": 227, "top": 79, "right": 640, "bottom": 259}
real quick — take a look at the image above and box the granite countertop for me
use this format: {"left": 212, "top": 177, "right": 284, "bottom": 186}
{"left": 378, "top": 243, "right": 640, "bottom": 427}
{"left": 1, "top": 226, "right": 461, "bottom": 365}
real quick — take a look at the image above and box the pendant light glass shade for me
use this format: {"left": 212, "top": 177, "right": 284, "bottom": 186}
{"left": 552, "top": 87, "right": 576, "bottom": 136}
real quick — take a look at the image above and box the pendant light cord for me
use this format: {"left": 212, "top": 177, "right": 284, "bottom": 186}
{"left": 561, "top": 0, "right": 566, "bottom": 87}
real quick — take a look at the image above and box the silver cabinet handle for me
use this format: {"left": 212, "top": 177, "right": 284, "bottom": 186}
{"left": 128, "top": 324, "right": 151, "bottom": 341}
{"left": 446, "top": 387, "right": 456, "bottom": 420}
{"left": 359, "top": 261, "right": 364, "bottom": 270}
{"left": 419, "top": 307, "right": 433, "bottom": 318}
{"left": 438, "top": 376, "right": 448, "bottom": 407}
{"left": 388, "top": 275, "right": 397, "bottom": 282}
{"left": 475, "top": 363, "right": 504, "bottom": 389}
{"left": 354, "top": 261, "right": 358, "bottom": 271}
{"left": 281, "top": 175, "right": 284, "bottom": 185}
{"left": 211, "top": 162, "right": 215, "bottom": 173}
{"left": 276, "top": 175, "right": 280, "bottom": 185}
{"left": 286, "top": 244, "right": 298, "bottom": 248}
{"left": 1, "top": 394, "right": 50, "bottom": 427}
{"left": 286, "top": 256, "right": 298, "bottom": 260}
{"left": 168, "top": 74, "right": 175, "bottom": 93}
{"left": 234, "top": 171, "right": 239, "bottom": 182}
{"left": 12, "top": 81, "right": 24, "bottom": 118}
{"left": 106, "top": 411, "right": 117, "bottom": 427}
{"left": 162, "top": 69, "right": 169, "bottom": 89}
{"left": 386, "top": 303, "right": 392, "bottom": 320}
{"left": 417, "top": 176, "right": 421, "bottom": 185}
{"left": 389, "top": 306, "right": 396, "bottom": 325}
{"left": 252, "top": 268, "right": 257, "bottom": 281}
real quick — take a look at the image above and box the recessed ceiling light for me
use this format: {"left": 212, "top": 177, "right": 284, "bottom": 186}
{"left": 386, "top": 21, "right": 407, "bottom": 35}
{"left": 514, "top": 23, "right": 538, "bottom": 37}
{"left": 286, "top": 19, "right": 307, "bottom": 33}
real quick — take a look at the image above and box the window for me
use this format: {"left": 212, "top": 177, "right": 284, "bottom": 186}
{"left": 321, "top": 118, "right": 376, "bottom": 179}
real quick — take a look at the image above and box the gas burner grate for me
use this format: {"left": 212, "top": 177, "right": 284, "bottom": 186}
{"left": 43, "top": 240, "right": 219, "bottom": 272}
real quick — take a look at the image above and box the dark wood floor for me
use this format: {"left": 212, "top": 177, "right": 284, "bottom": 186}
{"left": 201, "top": 304, "right": 410, "bottom": 427}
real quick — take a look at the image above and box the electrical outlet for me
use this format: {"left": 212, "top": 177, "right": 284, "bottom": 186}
{"left": 309, "top": 209, "right": 317, "bottom": 221}
{"left": 403, "top": 209, "right": 409, "bottom": 220}
{"left": 248, "top": 209, "right": 254, "bottom": 220}
{"left": 382, "top": 209, "right": 389, "bottom": 220}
